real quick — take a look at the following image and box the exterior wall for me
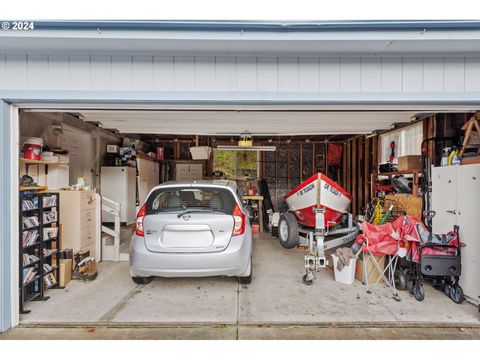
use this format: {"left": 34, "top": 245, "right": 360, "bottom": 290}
{"left": 1, "top": 49, "right": 480, "bottom": 333}
{"left": 0, "top": 100, "right": 13, "bottom": 332}
{"left": 1, "top": 54, "right": 480, "bottom": 94}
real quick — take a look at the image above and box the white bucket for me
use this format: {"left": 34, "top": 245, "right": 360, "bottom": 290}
{"left": 332, "top": 254, "right": 357, "bottom": 285}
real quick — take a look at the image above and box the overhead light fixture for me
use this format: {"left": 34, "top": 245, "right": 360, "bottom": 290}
{"left": 268, "top": 138, "right": 273, "bottom": 143}
{"left": 216, "top": 131, "right": 276, "bottom": 151}
{"left": 238, "top": 131, "right": 253, "bottom": 147}
{"left": 216, "top": 145, "right": 276, "bottom": 152}
{"left": 305, "top": 138, "right": 310, "bottom": 143}
{"left": 286, "top": 139, "right": 292, "bottom": 144}
{"left": 230, "top": 136, "right": 235, "bottom": 143}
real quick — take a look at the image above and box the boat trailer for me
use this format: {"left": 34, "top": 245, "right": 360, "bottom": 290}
{"left": 273, "top": 208, "right": 359, "bottom": 285}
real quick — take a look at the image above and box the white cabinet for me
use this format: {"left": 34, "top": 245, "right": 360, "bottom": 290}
{"left": 432, "top": 164, "right": 480, "bottom": 304}
{"left": 136, "top": 157, "right": 159, "bottom": 205}
{"left": 431, "top": 166, "right": 457, "bottom": 234}
{"left": 175, "top": 163, "right": 203, "bottom": 181}
{"left": 46, "top": 164, "right": 70, "bottom": 190}
{"left": 100, "top": 167, "right": 137, "bottom": 225}
{"left": 56, "top": 190, "right": 98, "bottom": 258}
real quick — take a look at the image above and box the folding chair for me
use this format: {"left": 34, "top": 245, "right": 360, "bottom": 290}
{"left": 361, "top": 235, "right": 407, "bottom": 297}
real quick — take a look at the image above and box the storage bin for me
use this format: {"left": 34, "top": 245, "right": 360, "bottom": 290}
{"left": 22, "top": 137, "right": 43, "bottom": 160}
{"left": 332, "top": 254, "right": 357, "bottom": 285}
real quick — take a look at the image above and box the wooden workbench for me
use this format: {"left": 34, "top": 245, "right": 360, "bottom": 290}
{"left": 242, "top": 195, "right": 264, "bottom": 232}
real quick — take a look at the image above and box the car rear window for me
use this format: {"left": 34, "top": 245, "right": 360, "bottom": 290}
{"left": 145, "top": 186, "right": 236, "bottom": 215}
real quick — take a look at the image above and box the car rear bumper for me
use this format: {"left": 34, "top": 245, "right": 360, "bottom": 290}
{"left": 129, "top": 234, "right": 252, "bottom": 278}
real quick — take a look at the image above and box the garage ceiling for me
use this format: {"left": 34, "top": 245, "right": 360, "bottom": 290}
{"left": 81, "top": 110, "right": 419, "bottom": 136}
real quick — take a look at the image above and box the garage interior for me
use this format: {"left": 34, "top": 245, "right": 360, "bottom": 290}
{"left": 16, "top": 106, "right": 480, "bottom": 326}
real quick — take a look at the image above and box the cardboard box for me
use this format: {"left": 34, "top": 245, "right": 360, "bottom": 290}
{"left": 189, "top": 146, "right": 212, "bottom": 160}
{"left": 59, "top": 259, "right": 72, "bottom": 288}
{"left": 397, "top": 155, "right": 422, "bottom": 171}
{"left": 355, "top": 255, "right": 385, "bottom": 283}
{"left": 106, "top": 144, "right": 119, "bottom": 154}
{"left": 384, "top": 194, "right": 422, "bottom": 218}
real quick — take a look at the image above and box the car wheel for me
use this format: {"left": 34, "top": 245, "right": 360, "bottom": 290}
{"left": 132, "top": 276, "right": 153, "bottom": 285}
{"left": 238, "top": 259, "right": 252, "bottom": 285}
{"left": 278, "top": 212, "right": 299, "bottom": 249}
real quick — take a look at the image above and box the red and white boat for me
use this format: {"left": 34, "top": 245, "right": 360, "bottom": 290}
{"left": 284, "top": 173, "right": 352, "bottom": 228}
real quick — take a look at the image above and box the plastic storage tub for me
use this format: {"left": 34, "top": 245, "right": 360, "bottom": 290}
{"left": 23, "top": 137, "right": 43, "bottom": 160}
{"left": 331, "top": 254, "right": 357, "bottom": 285}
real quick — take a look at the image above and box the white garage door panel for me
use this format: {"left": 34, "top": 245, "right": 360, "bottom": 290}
{"left": 84, "top": 111, "right": 416, "bottom": 135}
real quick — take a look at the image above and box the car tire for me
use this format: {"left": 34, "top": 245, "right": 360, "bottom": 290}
{"left": 238, "top": 258, "right": 252, "bottom": 285}
{"left": 132, "top": 276, "right": 153, "bottom": 285}
{"left": 278, "top": 212, "right": 299, "bottom": 249}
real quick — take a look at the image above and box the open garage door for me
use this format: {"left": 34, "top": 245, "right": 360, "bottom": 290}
{"left": 11, "top": 105, "right": 480, "bottom": 335}
{"left": 80, "top": 110, "right": 420, "bottom": 135}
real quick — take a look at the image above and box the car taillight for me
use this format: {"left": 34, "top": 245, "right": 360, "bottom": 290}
{"left": 135, "top": 203, "right": 146, "bottom": 237}
{"left": 232, "top": 203, "right": 246, "bottom": 236}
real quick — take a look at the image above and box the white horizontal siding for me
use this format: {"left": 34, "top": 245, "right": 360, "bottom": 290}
{"left": 0, "top": 54, "right": 479, "bottom": 96}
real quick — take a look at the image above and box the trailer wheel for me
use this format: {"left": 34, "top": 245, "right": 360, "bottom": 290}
{"left": 278, "top": 212, "right": 299, "bottom": 249}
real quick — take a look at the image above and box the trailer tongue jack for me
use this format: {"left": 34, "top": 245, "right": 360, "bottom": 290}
{"left": 301, "top": 208, "right": 358, "bottom": 285}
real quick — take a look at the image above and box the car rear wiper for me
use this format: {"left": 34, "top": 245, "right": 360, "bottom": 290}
{"left": 177, "top": 209, "right": 226, "bottom": 218}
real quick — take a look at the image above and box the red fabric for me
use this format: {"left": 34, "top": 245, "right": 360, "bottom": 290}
{"left": 327, "top": 143, "right": 343, "bottom": 166}
{"left": 391, "top": 215, "right": 425, "bottom": 262}
{"left": 356, "top": 215, "right": 459, "bottom": 262}
{"left": 421, "top": 232, "right": 459, "bottom": 257}
{"left": 355, "top": 221, "right": 400, "bottom": 256}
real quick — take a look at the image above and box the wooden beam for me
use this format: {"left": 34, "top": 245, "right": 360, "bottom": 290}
{"left": 275, "top": 148, "right": 279, "bottom": 211}
{"left": 372, "top": 135, "right": 378, "bottom": 174}
{"left": 312, "top": 143, "right": 316, "bottom": 174}
{"left": 460, "top": 112, "right": 480, "bottom": 158}
{"left": 364, "top": 136, "right": 370, "bottom": 209}
{"left": 371, "top": 135, "right": 379, "bottom": 199}
{"left": 287, "top": 144, "right": 291, "bottom": 190}
{"left": 357, "top": 138, "right": 363, "bottom": 215}
{"left": 342, "top": 143, "right": 347, "bottom": 188}
{"left": 428, "top": 115, "right": 435, "bottom": 164}
{"left": 299, "top": 144, "right": 303, "bottom": 182}
{"left": 346, "top": 140, "right": 351, "bottom": 196}
{"left": 351, "top": 138, "right": 357, "bottom": 217}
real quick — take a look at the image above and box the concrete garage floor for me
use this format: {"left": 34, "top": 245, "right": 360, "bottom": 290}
{"left": 7, "top": 233, "right": 480, "bottom": 339}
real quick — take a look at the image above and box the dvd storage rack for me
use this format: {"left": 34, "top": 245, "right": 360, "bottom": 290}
{"left": 19, "top": 191, "right": 60, "bottom": 314}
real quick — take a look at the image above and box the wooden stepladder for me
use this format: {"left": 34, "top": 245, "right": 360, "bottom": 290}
{"left": 459, "top": 112, "right": 480, "bottom": 159}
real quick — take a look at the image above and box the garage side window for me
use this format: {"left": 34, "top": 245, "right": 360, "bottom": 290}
{"left": 379, "top": 122, "right": 423, "bottom": 164}
{"left": 213, "top": 150, "right": 258, "bottom": 180}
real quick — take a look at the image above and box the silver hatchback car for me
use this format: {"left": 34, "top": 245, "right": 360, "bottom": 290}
{"left": 129, "top": 180, "right": 253, "bottom": 285}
